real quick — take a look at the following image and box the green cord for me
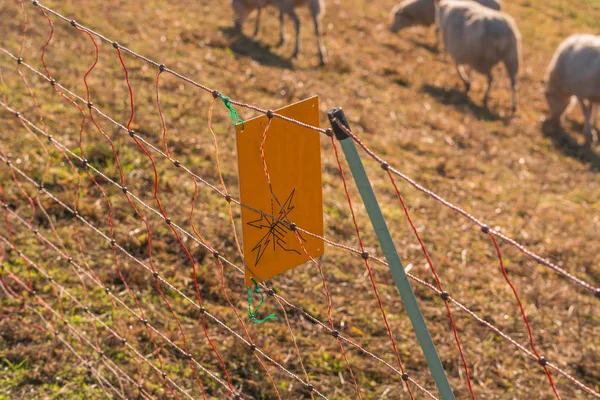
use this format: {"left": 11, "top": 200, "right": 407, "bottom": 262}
{"left": 219, "top": 94, "right": 244, "bottom": 129}
{"left": 247, "top": 278, "right": 280, "bottom": 324}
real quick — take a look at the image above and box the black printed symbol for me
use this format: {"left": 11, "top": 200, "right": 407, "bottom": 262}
{"left": 247, "top": 189, "right": 305, "bottom": 266}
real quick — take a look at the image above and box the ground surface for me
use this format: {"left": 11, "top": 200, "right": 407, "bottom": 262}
{"left": 0, "top": 0, "right": 599, "bottom": 399}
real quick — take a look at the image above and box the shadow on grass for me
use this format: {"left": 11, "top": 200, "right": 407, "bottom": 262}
{"left": 542, "top": 120, "right": 600, "bottom": 172}
{"left": 220, "top": 27, "right": 294, "bottom": 69}
{"left": 409, "top": 38, "right": 439, "bottom": 54}
{"left": 421, "top": 83, "right": 506, "bottom": 122}
{"left": 394, "top": 77, "right": 411, "bottom": 87}
{"left": 381, "top": 42, "right": 403, "bottom": 53}
{"left": 566, "top": 118, "right": 586, "bottom": 134}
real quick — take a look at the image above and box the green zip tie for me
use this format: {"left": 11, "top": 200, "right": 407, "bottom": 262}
{"left": 219, "top": 94, "right": 244, "bottom": 129}
{"left": 247, "top": 278, "right": 280, "bottom": 324}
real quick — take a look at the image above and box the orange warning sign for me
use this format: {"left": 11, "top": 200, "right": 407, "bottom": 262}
{"left": 236, "top": 96, "right": 324, "bottom": 287}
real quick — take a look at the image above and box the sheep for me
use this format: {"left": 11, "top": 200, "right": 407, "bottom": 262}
{"left": 389, "top": 0, "right": 502, "bottom": 44}
{"left": 232, "top": 0, "right": 326, "bottom": 66}
{"left": 435, "top": 0, "right": 521, "bottom": 112}
{"left": 545, "top": 34, "right": 600, "bottom": 147}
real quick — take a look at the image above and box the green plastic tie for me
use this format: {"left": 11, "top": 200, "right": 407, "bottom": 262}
{"left": 247, "top": 278, "right": 280, "bottom": 324}
{"left": 219, "top": 94, "right": 244, "bottom": 129}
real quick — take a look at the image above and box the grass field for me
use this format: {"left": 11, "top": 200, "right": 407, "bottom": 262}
{"left": 0, "top": 0, "right": 599, "bottom": 399}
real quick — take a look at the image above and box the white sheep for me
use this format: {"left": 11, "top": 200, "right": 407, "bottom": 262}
{"left": 545, "top": 34, "right": 600, "bottom": 147}
{"left": 389, "top": 0, "right": 502, "bottom": 43}
{"left": 435, "top": 0, "right": 521, "bottom": 112}
{"left": 232, "top": 0, "right": 326, "bottom": 66}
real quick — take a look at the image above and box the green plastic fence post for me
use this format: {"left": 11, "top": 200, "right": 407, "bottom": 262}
{"left": 327, "top": 107, "right": 455, "bottom": 400}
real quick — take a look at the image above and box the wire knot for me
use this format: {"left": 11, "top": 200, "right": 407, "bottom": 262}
{"left": 247, "top": 278, "right": 280, "bottom": 324}
{"left": 219, "top": 94, "right": 244, "bottom": 129}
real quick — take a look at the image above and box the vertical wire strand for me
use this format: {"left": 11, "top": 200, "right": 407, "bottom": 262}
{"left": 329, "top": 136, "right": 415, "bottom": 399}
{"left": 387, "top": 170, "right": 476, "bottom": 399}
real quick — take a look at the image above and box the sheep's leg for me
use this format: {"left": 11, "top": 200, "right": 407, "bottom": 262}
{"left": 579, "top": 98, "right": 593, "bottom": 147}
{"left": 483, "top": 72, "right": 493, "bottom": 108}
{"left": 509, "top": 75, "right": 517, "bottom": 114}
{"left": 313, "top": 14, "right": 325, "bottom": 66}
{"left": 253, "top": 8, "right": 261, "bottom": 37}
{"left": 592, "top": 104, "right": 599, "bottom": 146}
{"left": 277, "top": 12, "right": 285, "bottom": 47}
{"left": 290, "top": 11, "right": 301, "bottom": 58}
{"left": 456, "top": 64, "right": 471, "bottom": 93}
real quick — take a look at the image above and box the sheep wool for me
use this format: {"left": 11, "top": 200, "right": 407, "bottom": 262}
{"left": 545, "top": 34, "right": 600, "bottom": 147}
{"left": 436, "top": 0, "right": 521, "bottom": 111}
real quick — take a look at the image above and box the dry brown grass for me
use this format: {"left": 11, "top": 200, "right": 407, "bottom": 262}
{"left": 0, "top": 0, "right": 599, "bottom": 399}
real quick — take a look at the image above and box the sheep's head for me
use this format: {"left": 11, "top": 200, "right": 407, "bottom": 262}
{"left": 389, "top": 5, "right": 409, "bottom": 33}
{"left": 232, "top": 0, "right": 250, "bottom": 31}
{"left": 544, "top": 88, "right": 570, "bottom": 123}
